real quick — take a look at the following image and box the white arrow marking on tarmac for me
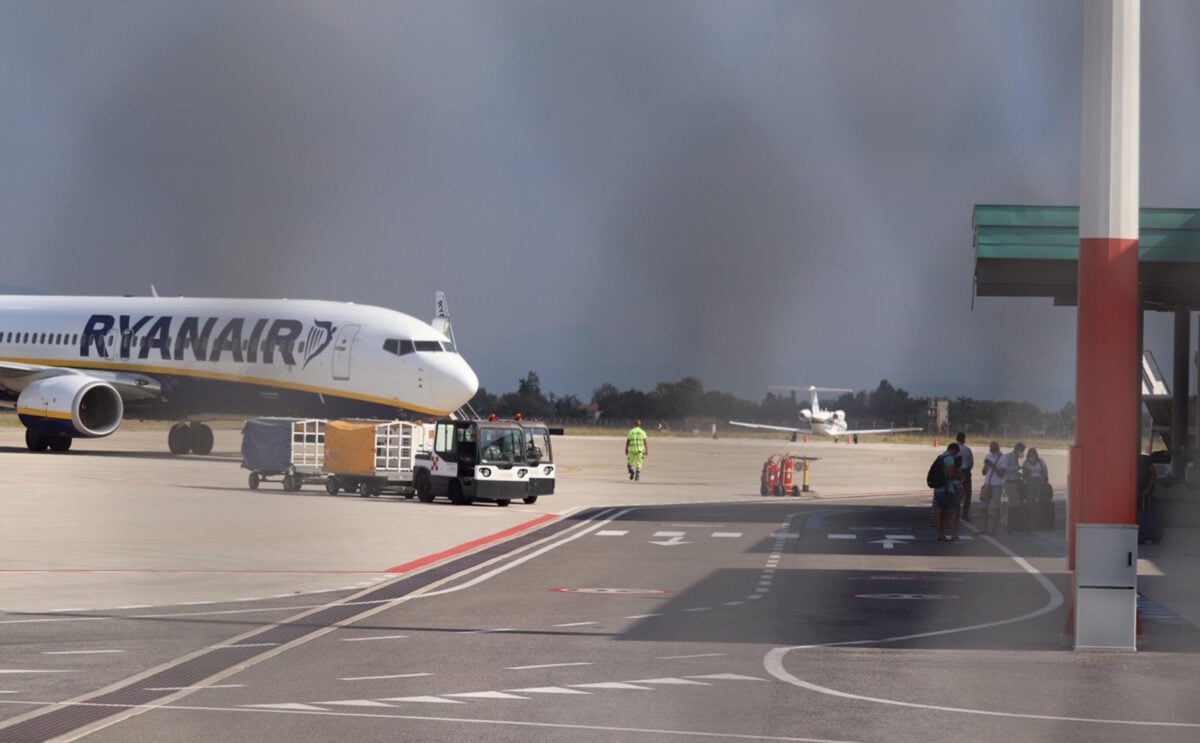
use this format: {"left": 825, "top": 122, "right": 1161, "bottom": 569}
{"left": 869, "top": 538, "right": 912, "bottom": 550}
{"left": 650, "top": 531, "right": 691, "bottom": 546}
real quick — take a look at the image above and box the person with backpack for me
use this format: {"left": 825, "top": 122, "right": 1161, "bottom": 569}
{"left": 928, "top": 442, "right": 962, "bottom": 543}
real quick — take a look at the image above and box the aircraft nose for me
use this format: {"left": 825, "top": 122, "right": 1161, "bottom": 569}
{"left": 430, "top": 354, "right": 479, "bottom": 414}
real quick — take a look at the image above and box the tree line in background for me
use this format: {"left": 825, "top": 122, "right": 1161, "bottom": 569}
{"left": 469, "top": 374, "right": 1078, "bottom": 438}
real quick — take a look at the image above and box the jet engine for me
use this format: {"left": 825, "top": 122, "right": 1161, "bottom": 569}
{"left": 17, "top": 375, "right": 124, "bottom": 438}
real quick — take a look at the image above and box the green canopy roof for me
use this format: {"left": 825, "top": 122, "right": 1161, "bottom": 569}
{"left": 973, "top": 205, "right": 1200, "bottom": 309}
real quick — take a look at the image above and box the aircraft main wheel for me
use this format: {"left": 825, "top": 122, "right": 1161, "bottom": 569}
{"left": 48, "top": 436, "right": 72, "bottom": 452}
{"left": 522, "top": 495, "right": 538, "bottom": 505}
{"left": 168, "top": 423, "right": 193, "bottom": 455}
{"left": 190, "top": 423, "right": 214, "bottom": 455}
{"left": 25, "top": 429, "right": 49, "bottom": 452}
{"left": 249, "top": 472, "right": 260, "bottom": 490}
{"left": 326, "top": 476, "right": 339, "bottom": 496}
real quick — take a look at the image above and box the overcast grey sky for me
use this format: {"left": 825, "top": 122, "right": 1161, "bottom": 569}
{"left": 3, "top": 1, "right": 1199, "bottom": 408}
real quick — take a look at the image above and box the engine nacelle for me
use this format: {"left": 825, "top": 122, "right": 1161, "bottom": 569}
{"left": 17, "top": 375, "right": 124, "bottom": 438}
{"left": 800, "top": 409, "right": 814, "bottom": 421}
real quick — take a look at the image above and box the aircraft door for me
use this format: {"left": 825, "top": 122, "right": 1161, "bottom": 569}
{"left": 332, "top": 324, "right": 360, "bottom": 380}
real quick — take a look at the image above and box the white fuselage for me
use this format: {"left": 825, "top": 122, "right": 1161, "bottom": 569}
{"left": 0, "top": 295, "right": 479, "bottom": 424}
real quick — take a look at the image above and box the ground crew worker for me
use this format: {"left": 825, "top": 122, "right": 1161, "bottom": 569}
{"left": 626, "top": 420, "right": 648, "bottom": 481}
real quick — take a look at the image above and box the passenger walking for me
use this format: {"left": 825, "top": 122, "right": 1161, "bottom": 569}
{"left": 932, "top": 442, "right": 962, "bottom": 543}
{"left": 625, "top": 420, "right": 648, "bottom": 481}
{"left": 978, "top": 441, "right": 1004, "bottom": 535}
{"left": 955, "top": 432, "right": 974, "bottom": 522}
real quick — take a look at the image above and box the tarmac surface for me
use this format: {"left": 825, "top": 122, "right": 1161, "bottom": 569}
{"left": 1, "top": 427, "right": 1198, "bottom": 742}
{"left": 0, "top": 427, "right": 1193, "bottom": 630}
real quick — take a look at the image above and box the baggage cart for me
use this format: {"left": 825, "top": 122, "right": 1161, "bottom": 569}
{"left": 241, "top": 418, "right": 327, "bottom": 492}
{"left": 323, "top": 419, "right": 432, "bottom": 497}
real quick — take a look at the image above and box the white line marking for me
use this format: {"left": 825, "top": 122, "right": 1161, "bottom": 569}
{"left": 595, "top": 530, "right": 629, "bottom": 536}
{"left": 684, "top": 607, "right": 711, "bottom": 613}
{"left": 243, "top": 703, "right": 327, "bottom": 711}
{"left": 553, "top": 621, "right": 598, "bottom": 627}
{"left": 507, "top": 686, "right": 591, "bottom": 695}
{"left": 323, "top": 700, "right": 395, "bottom": 707}
{"left": 656, "top": 653, "right": 726, "bottom": 660}
{"left": 507, "top": 662, "right": 593, "bottom": 670}
{"left": 573, "top": 681, "right": 654, "bottom": 690}
{"left": 41, "top": 650, "right": 123, "bottom": 656}
{"left": 629, "top": 677, "right": 712, "bottom": 686}
{"left": 688, "top": 674, "right": 766, "bottom": 681}
{"left": 145, "top": 685, "right": 245, "bottom": 691}
{"left": 624, "top": 613, "right": 663, "bottom": 619}
{"left": 457, "top": 628, "right": 514, "bottom": 634}
{"left": 0, "top": 669, "right": 76, "bottom": 674}
{"left": 339, "top": 673, "right": 432, "bottom": 681}
{"left": 761, "top": 530, "right": 1200, "bottom": 729}
{"left": 92, "top": 700, "right": 867, "bottom": 741}
{"left": 340, "top": 634, "right": 409, "bottom": 642}
{"left": 711, "top": 532, "right": 743, "bottom": 538}
{"left": 827, "top": 534, "right": 856, "bottom": 540}
{"left": 378, "top": 696, "right": 464, "bottom": 704}
{"left": 652, "top": 531, "right": 686, "bottom": 537}
{"left": 447, "top": 691, "right": 530, "bottom": 700}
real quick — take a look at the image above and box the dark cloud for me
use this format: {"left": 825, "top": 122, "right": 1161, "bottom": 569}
{"left": 2, "top": 1, "right": 1197, "bottom": 407}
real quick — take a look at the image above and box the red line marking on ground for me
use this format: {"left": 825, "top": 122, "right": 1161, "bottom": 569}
{"left": 384, "top": 513, "right": 560, "bottom": 574}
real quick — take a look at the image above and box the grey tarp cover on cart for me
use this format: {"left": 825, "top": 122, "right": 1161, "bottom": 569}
{"left": 241, "top": 418, "right": 299, "bottom": 471}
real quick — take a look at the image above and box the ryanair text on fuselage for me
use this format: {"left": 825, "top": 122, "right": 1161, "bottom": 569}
{"left": 80, "top": 314, "right": 336, "bottom": 368}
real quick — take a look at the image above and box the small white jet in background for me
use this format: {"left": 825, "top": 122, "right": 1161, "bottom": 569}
{"left": 729, "top": 385, "right": 922, "bottom": 441}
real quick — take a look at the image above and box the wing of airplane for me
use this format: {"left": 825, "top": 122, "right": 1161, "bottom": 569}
{"left": 728, "top": 421, "right": 814, "bottom": 434}
{"left": 0, "top": 361, "right": 162, "bottom": 401}
{"left": 839, "top": 426, "right": 923, "bottom": 435}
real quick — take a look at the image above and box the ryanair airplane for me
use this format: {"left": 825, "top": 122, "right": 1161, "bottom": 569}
{"left": 0, "top": 293, "right": 479, "bottom": 454}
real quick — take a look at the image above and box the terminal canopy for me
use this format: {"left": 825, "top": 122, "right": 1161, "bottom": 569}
{"left": 973, "top": 205, "right": 1200, "bottom": 311}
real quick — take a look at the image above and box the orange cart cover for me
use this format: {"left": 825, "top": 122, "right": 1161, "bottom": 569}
{"left": 323, "top": 420, "right": 380, "bottom": 475}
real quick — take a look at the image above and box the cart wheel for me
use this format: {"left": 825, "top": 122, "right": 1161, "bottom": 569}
{"left": 774, "top": 485, "right": 784, "bottom": 497}
{"left": 415, "top": 471, "right": 434, "bottom": 503}
{"left": 282, "top": 474, "right": 296, "bottom": 492}
{"left": 791, "top": 486, "right": 800, "bottom": 497}
{"left": 326, "top": 476, "right": 339, "bottom": 496}
{"left": 358, "top": 482, "right": 371, "bottom": 498}
{"left": 522, "top": 495, "right": 538, "bottom": 505}
{"left": 248, "top": 472, "right": 260, "bottom": 490}
{"left": 760, "top": 484, "right": 769, "bottom": 496}
{"left": 496, "top": 499, "right": 510, "bottom": 507}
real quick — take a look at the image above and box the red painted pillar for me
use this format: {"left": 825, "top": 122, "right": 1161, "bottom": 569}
{"left": 1072, "top": 0, "right": 1139, "bottom": 568}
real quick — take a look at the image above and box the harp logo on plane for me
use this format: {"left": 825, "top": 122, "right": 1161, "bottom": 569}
{"left": 79, "top": 314, "right": 336, "bottom": 367}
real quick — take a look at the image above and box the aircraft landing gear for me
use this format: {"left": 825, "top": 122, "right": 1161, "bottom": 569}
{"left": 24, "top": 429, "right": 73, "bottom": 452}
{"left": 168, "top": 422, "right": 214, "bottom": 455}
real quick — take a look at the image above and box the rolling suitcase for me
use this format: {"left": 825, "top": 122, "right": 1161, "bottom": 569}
{"left": 1006, "top": 503, "right": 1030, "bottom": 533}
{"left": 1035, "top": 481, "right": 1055, "bottom": 531}
{"left": 1137, "top": 510, "right": 1163, "bottom": 545}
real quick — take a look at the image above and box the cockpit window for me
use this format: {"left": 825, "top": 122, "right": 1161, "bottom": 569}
{"left": 383, "top": 339, "right": 415, "bottom": 356}
{"left": 384, "top": 338, "right": 453, "bottom": 355}
{"left": 414, "top": 340, "right": 446, "bottom": 352}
